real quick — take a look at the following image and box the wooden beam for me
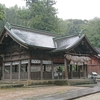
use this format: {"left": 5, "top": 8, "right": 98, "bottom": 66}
{"left": 10, "top": 62, "right": 12, "bottom": 80}
{"left": 64, "top": 58, "right": 68, "bottom": 79}
{"left": 2, "top": 63, "right": 4, "bottom": 80}
{"left": 18, "top": 61, "right": 21, "bottom": 80}
{"left": 51, "top": 60, "right": 54, "bottom": 79}
{"left": 70, "top": 65, "right": 73, "bottom": 79}
{"left": 40, "top": 60, "right": 43, "bottom": 80}
{"left": 28, "top": 59, "right": 31, "bottom": 80}
{"left": 84, "top": 65, "right": 86, "bottom": 78}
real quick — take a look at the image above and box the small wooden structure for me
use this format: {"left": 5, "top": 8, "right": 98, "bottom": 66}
{"left": 0, "top": 22, "right": 99, "bottom": 80}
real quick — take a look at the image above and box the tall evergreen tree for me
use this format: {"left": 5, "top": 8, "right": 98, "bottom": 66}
{"left": 0, "top": 4, "right": 5, "bottom": 21}
{"left": 0, "top": 4, "right": 5, "bottom": 34}
{"left": 21, "top": 0, "right": 59, "bottom": 33}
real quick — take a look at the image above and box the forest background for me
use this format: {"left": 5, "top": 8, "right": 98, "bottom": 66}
{"left": 0, "top": 0, "right": 100, "bottom": 47}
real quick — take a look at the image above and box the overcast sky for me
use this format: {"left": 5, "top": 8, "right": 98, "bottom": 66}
{"left": 0, "top": 0, "right": 100, "bottom": 20}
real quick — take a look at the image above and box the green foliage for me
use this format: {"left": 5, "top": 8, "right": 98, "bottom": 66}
{"left": 0, "top": 20, "right": 4, "bottom": 34}
{"left": 0, "top": 4, "right": 5, "bottom": 34}
{"left": 25, "top": 0, "right": 59, "bottom": 32}
{"left": 5, "top": 5, "right": 19, "bottom": 24}
{"left": 58, "top": 19, "right": 86, "bottom": 35}
{"left": 54, "top": 80, "right": 69, "bottom": 86}
{"left": 84, "top": 18, "right": 100, "bottom": 47}
{"left": 0, "top": 4, "right": 5, "bottom": 21}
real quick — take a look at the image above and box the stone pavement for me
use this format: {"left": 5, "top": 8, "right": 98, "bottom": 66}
{"left": 25, "top": 82, "right": 100, "bottom": 100}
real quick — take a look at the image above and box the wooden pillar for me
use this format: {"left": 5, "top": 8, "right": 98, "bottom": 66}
{"left": 2, "top": 63, "right": 4, "bottom": 80}
{"left": 78, "top": 66, "right": 81, "bottom": 78}
{"left": 84, "top": 65, "right": 86, "bottom": 78}
{"left": 28, "top": 59, "right": 31, "bottom": 80}
{"left": 70, "top": 65, "right": 73, "bottom": 79}
{"left": 40, "top": 60, "right": 43, "bottom": 80}
{"left": 85, "top": 65, "right": 87, "bottom": 78}
{"left": 10, "top": 62, "right": 12, "bottom": 80}
{"left": 18, "top": 61, "right": 21, "bottom": 80}
{"left": 64, "top": 58, "right": 68, "bottom": 79}
{"left": 51, "top": 61, "right": 54, "bottom": 79}
{"left": 86, "top": 65, "right": 88, "bottom": 78}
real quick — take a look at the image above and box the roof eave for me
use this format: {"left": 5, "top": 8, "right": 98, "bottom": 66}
{"left": 4, "top": 26, "right": 29, "bottom": 49}
{"left": 52, "top": 34, "right": 98, "bottom": 55}
{"left": 52, "top": 34, "right": 85, "bottom": 53}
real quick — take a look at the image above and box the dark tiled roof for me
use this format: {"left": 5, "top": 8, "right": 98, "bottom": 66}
{"left": 53, "top": 34, "right": 84, "bottom": 52}
{"left": 1, "top": 22, "right": 98, "bottom": 55}
{"left": 4, "top": 23, "right": 60, "bottom": 49}
{"left": 95, "top": 47, "right": 100, "bottom": 53}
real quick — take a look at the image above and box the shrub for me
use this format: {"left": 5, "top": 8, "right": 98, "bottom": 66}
{"left": 54, "top": 80, "right": 69, "bottom": 86}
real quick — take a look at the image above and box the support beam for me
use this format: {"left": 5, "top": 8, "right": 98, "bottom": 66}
{"left": 18, "top": 61, "right": 21, "bottom": 80}
{"left": 2, "top": 63, "right": 4, "bottom": 80}
{"left": 86, "top": 65, "right": 88, "bottom": 78}
{"left": 40, "top": 60, "right": 43, "bottom": 80}
{"left": 10, "top": 62, "right": 12, "bottom": 80}
{"left": 78, "top": 66, "right": 81, "bottom": 78}
{"left": 70, "top": 65, "right": 73, "bottom": 79}
{"left": 51, "top": 60, "right": 54, "bottom": 79}
{"left": 64, "top": 58, "right": 68, "bottom": 79}
{"left": 84, "top": 65, "right": 86, "bottom": 78}
{"left": 28, "top": 59, "right": 31, "bottom": 80}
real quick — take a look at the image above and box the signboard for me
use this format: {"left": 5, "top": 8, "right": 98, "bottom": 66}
{"left": 31, "top": 60, "right": 40, "bottom": 64}
{"left": 21, "top": 60, "right": 28, "bottom": 64}
{"left": 43, "top": 60, "right": 52, "bottom": 64}
{"left": 4, "top": 62, "right": 11, "bottom": 66}
{"left": 12, "top": 61, "right": 19, "bottom": 65}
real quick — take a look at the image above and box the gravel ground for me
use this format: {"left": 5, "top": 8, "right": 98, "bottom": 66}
{"left": 74, "top": 92, "right": 100, "bottom": 100}
{"left": 0, "top": 85, "right": 85, "bottom": 100}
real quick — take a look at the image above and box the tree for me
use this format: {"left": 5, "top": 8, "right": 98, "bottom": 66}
{"left": 58, "top": 19, "right": 86, "bottom": 35}
{"left": 84, "top": 18, "right": 100, "bottom": 47}
{"left": 0, "top": 4, "right": 5, "bottom": 21}
{"left": 5, "top": 5, "right": 19, "bottom": 24}
{"left": 0, "top": 4, "right": 5, "bottom": 34}
{"left": 20, "top": 0, "right": 59, "bottom": 33}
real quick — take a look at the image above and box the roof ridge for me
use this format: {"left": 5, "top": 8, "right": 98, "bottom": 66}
{"left": 54, "top": 33, "right": 83, "bottom": 40}
{"left": 5, "top": 22, "right": 62, "bottom": 37}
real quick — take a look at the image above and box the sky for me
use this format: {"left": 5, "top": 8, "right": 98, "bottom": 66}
{"left": 0, "top": 0, "right": 100, "bottom": 20}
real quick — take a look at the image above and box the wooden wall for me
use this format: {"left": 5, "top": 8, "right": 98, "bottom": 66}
{"left": 88, "top": 56, "right": 100, "bottom": 74}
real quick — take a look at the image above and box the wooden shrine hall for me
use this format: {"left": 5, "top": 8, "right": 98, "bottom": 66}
{"left": 0, "top": 22, "right": 99, "bottom": 80}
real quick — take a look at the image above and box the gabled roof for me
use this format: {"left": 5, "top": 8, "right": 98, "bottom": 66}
{"left": 1, "top": 22, "right": 61, "bottom": 49}
{"left": 0, "top": 22, "right": 99, "bottom": 55}
{"left": 53, "top": 34, "right": 98, "bottom": 54}
{"left": 53, "top": 34, "right": 84, "bottom": 51}
{"left": 95, "top": 47, "right": 100, "bottom": 53}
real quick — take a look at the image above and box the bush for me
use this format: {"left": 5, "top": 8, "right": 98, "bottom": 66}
{"left": 54, "top": 80, "right": 69, "bottom": 86}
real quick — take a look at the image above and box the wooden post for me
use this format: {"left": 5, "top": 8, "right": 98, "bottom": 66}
{"left": 28, "top": 59, "right": 31, "bottom": 80}
{"left": 64, "top": 58, "right": 68, "bottom": 79}
{"left": 84, "top": 65, "right": 86, "bottom": 78}
{"left": 86, "top": 65, "right": 88, "bottom": 78}
{"left": 18, "top": 61, "right": 21, "bottom": 80}
{"left": 51, "top": 60, "right": 54, "bottom": 79}
{"left": 78, "top": 66, "right": 81, "bottom": 78}
{"left": 2, "top": 63, "right": 4, "bottom": 80}
{"left": 40, "top": 60, "right": 43, "bottom": 80}
{"left": 10, "top": 62, "right": 12, "bottom": 80}
{"left": 70, "top": 65, "right": 73, "bottom": 79}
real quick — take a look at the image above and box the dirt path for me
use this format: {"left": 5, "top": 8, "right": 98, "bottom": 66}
{"left": 74, "top": 92, "right": 100, "bottom": 100}
{"left": 0, "top": 86, "right": 85, "bottom": 100}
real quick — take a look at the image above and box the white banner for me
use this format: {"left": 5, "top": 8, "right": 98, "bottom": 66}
{"left": 12, "top": 61, "right": 19, "bottom": 65}
{"left": 43, "top": 60, "right": 52, "bottom": 64}
{"left": 31, "top": 60, "right": 40, "bottom": 64}
{"left": 21, "top": 60, "right": 28, "bottom": 64}
{"left": 5, "top": 62, "right": 11, "bottom": 66}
